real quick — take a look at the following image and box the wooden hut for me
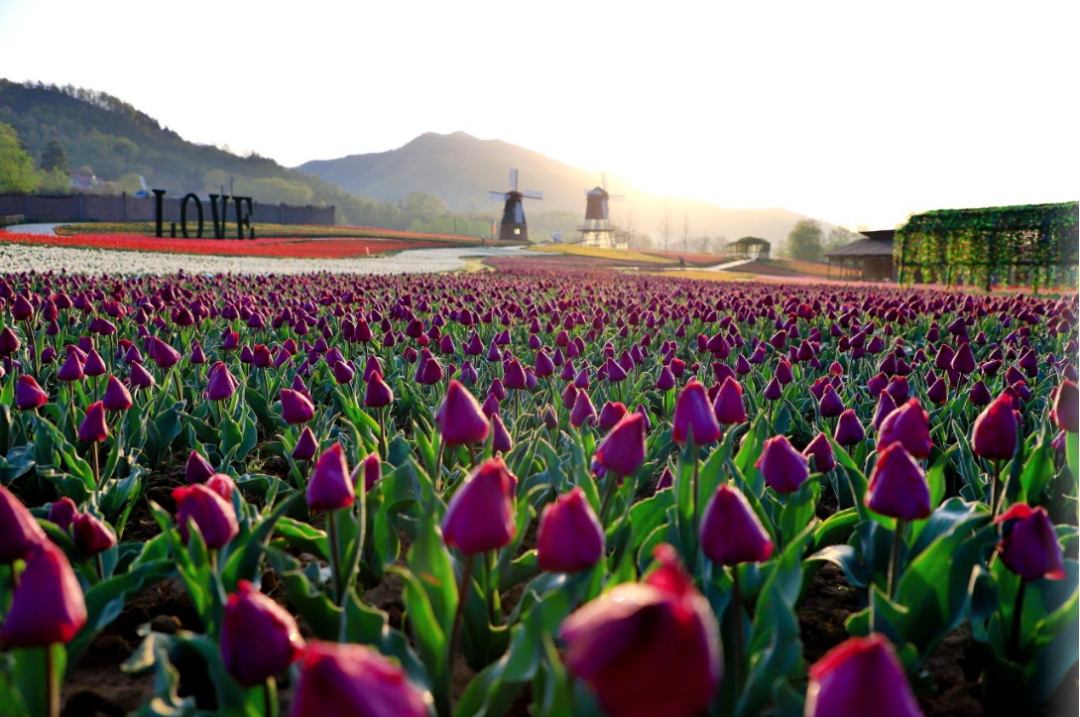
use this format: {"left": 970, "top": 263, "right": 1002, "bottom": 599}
{"left": 826, "top": 230, "right": 896, "bottom": 281}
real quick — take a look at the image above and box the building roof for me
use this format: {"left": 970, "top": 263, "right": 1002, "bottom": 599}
{"left": 859, "top": 229, "right": 896, "bottom": 242}
{"left": 826, "top": 238, "right": 895, "bottom": 258}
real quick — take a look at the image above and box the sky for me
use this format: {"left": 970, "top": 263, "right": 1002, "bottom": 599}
{"left": 0, "top": 0, "right": 1076, "bottom": 229}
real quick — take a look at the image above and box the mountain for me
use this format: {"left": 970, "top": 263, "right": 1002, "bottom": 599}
{"left": 299, "top": 131, "right": 835, "bottom": 246}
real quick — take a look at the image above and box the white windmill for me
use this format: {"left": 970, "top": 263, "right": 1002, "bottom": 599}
{"left": 578, "top": 173, "right": 626, "bottom": 249}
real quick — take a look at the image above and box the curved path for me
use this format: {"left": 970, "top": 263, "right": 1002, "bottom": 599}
{"left": 0, "top": 224, "right": 528, "bottom": 275}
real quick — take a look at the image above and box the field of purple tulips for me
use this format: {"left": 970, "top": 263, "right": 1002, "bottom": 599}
{"left": 0, "top": 268, "right": 1076, "bottom": 717}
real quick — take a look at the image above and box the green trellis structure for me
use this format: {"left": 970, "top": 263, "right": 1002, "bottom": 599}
{"left": 895, "top": 201, "right": 1078, "bottom": 292}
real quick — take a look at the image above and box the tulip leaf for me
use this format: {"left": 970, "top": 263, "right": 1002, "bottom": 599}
{"left": 812, "top": 507, "right": 859, "bottom": 549}
{"left": 272, "top": 516, "right": 330, "bottom": 561}
{"left": 1017, "top": 444, "right": 1055, "bottom": 504}
{"left": 266, "top": 547, "right": 341, "bottom": 640}
{"left": 342, "top": 591, "right": 431, "bottom": 692}
{"left": 808, "top": 543, "right": 872, "bottom": 588}
{"left": 10, "top": 644, "right": 66, "bottom": 717}
{"left": 1067, "top": 432, "right": 1078, "bottom": 482}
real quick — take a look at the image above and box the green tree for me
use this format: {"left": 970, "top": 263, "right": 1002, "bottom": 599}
{"left": 824, "top": 226, "right": 860, "bottom": 253}
{"left": 786, "top": 219, "right": 825, "bottom": 262}
{"left": 40, "top": 140, "right": 70, "bottom": 174}
{"left": 0, "top": 121, "right": 40, "bottom": 192}
{"left": 38, "top": 167, "right": 71, "bottom": 193}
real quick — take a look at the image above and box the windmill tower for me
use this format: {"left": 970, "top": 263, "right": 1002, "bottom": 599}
{"left": 579, "top": 173, "right": 626, "bottom": 249}
{"left": 489, "top": 168, "right": 543, "bottom": 242}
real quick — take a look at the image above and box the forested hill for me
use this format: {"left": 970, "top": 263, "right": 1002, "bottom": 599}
{"left": 0, "top": 80, "right": 428, "bottom": 229}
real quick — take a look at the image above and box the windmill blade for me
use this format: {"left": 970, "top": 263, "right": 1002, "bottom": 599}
{"left": 601, "top": 172, "right": 608, "bottom": 191}
{"left": 489, "top": 191, "right": 509, "bottom": 202}
{"left": 509, "top": 168, "right": 518, "bottom": 191}
{"left": 520, "top": 190, "right": 544, "bottom": 200}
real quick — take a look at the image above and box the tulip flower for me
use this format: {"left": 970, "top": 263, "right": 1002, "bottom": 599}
{"left": 293, "top": 426, "right": 318, "bottom": 462}
{"left": 819, "top": 384, "right": 845, "bottom": 418}
{"left": 172, "top": 483, "right": 239, "bottom": 550}
{"left": 995, "top": 503, "right": 1065, "bottom": 582}
{"left": 74, "top": 512, "right": 117, "bottom": 558}
{"left": 537, "top": 487, "right": 604, "bottom": 573}
{"left": 972, "top": 392, "right": 1018, "bottom": 461}
{"left": 0, "top": 484, "right": 48, "bottom": 564}
{"left": 363, "top": 372, "right": 394, "bottom": 408}
{"left": 866, "top": 442, "right": 931, "bottom": 521}
{"left": 598, "top": 401, "right": 628, "bottom": 432}
{"left": 0, "top": 542, "right": 87, "bottom": 648}
{"left": 700, "top": 484, "right": 773, "bottom": 567}
{"left": 185, "top": 450, "right": 216, "bottom": 484}
{"left": 570, "top": 390, "right": 597, "bottom": 427}
{"left": 834, "top": 409, "right": 865, "bottom": 446}
{"left": 713, "top": 376, "right": 747, "bottom": 425}
{"left": 359, "top": 453, "right": 382, "bottom": 492}
{"left": 206, "top": 473, "right": 236, "bottom": 502}
{"left": 805, "top": 634, "right": 923, "bottom": 717}
{"left": 78, "top": 401, "right": 108, "bottom": 443}
{"left": 594, "top": 412, "right": 646, "bottom": 480}
{"left": 1052, "top": 380, "right": 1078, "bottom": 433}
{"left": 435, "top": 380, "right": 490, "bottom": 446}
{"left": 306, "top": 443, "right": 354, "bottom": 513}
{"left": 15, "top": 374, "right": 48, "bottom": 410}
{"left": 756, "top": 435, "right": 809, "bottom": 494}
{"left": 672, "top": 381, "right": 721, "bottom": 446}
{"left": 490, "top": 412, "right": 513, "bottom": 453}
{"left": 102, "top": 375, "right": 133, "bottom": 411}
{"left": 561, "top": 544, "right": 720, "bottom": 717}
{"left": 291, "top": 640, "right": 430, "bottom": 717}
{"left": 222, "top": 580, "right": 305, "bottom": 687}
{"left": 876, "top": 398, "right": 932, "bottom": 460}
{"left": 206, "top": 361, "right": 238, "bottom": 401}
{"left": 442, "top": 457, "right": 517, "bottom": 555}
{"left": 804, "top": 433, "right": 836, "bottom": 473}
{"left": 47, "top": 497, "right": 78, "bottom": 533}
{"left": 281, "top": 388, "right": 316, "bottom": 425}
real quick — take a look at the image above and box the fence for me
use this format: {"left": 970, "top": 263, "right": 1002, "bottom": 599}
{"left": 0, "top": 193, "right": 335, "bottom": 226}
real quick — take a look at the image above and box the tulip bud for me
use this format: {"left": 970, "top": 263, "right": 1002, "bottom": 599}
{"left": 805, "top": 634, "right": 922, "bottom": 717}
{"left": 597, "top": 401, "right": 627, "bottom": 432}
{"left": 360, "top": 453, "right": 382, "bottom": 492}
{"left": 490, "top": 412, "right": 513, "bottom": 454}
{"left": 73, "top": 512, "right": 117, "bottom": 557}
{"left": 594, "top": 412, "right": 646, "bottom": 479}
{"left": 222, "top": 580, "right": 306, "bottom": 687}
{"left": 281, "top": 388, "right": 316, "bottom": 425}
{"left": 818, "top": 384, "right": 845, "bottom": 418}
{"left": 15, "top": 375, "right": 49, "bottom": 410}
{"left": 102, "top": 375, "right": 133, "bottom": 411}
{"left": 0, "top": 543, "right": 87, "bottom": 647}
{"left": 865, "top": 442, "right": 931, "bottom": 520}
{"left": 0, "top": 484, "right": 48, "bottom": 564}
{"left": 78, "top": 401, "right": 108, "bottom": 443}
{"left": 363, "top": 373, "right": 394, "bottom": 408}
{"left": 672, "top": 381, "right": 721, "bottom": 446}
{"left": 293, "top": 426, "right": 319, "bottom": 462}
{"left": 700, "top": 484, "right": 773, "bottom": 566}
{"left": 206, "top": 362, "right": 238, "bottom": 401}
{"left": 876, "top": 398, "right": 932, "bottom": 460}
{"left": 1052, "top": 380, "right": 1078, "bottom": 433}
{"left": 442, "top": 457, "right": 517, "bottom": 555}
{"left": 291, "top": 640, "right": 430, "bottom": 717}
{"left": 206, "top": 473, "right": 236, "bottom": 502}
{"left": 834, "top": 409, "right": 865, "bottom": 446}
{"left": 537, "top": 487, "right": 604, "bottom": 573}
{"left": 972, "top": 392, "right": 1018, "bottom": 461}
{"left": 713, "top": 377, "right": 747, "bottom": 425}
{"left": 804, "top": 433, "right": 836, "bottom": 473}
{"left": 756, "top": 435, "right": 809, "bottom": 494}
{"left": 436, "top": 380, "right": 490, "bottom": 446}
{"left": 306, "top": 443, "right": 355, "bottom": 513}
{"left": 995, "top": 503, "right": 1066, "bottom": 582}
{"left": 561, "top": 544, "right": 720, "bottom": 717}
{"left": 570, "top": 390, "right": 597, "bottom": 428}
{"left": 172, "top": 483, "right": 239, "bottom": 549}
{"left": 47, "top": 497, "right": 78, "bottom": 533}
{"left": 185, "top": 450, "right": 216, "bottom": 484}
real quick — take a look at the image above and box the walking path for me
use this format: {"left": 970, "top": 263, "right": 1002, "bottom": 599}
{"left": 700, "top": 258, "right": 753, "bottom": 271}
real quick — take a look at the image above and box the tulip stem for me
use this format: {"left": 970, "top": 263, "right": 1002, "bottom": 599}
{"left": 263, "top": 676, "right": 279, "bottom": 717}
{"left": 991, "top": 459, "right": 1004, "bottom": 518}
{"left": 731, "top": 567, "right": 744, "bottom": 695}
{"left": 91, "top": 441, "right": 101, "bottom": 500}
{"left": 326, "top": 510, "right": 342, "bottom": 605}
{"left": 599, "top": 473, "right": 619, "bottom": 524}
{"left": 887, "top": 519, "right": 906, "bottom": 600}
{"left": 1009, "top": 579, "right": 1026, "bottom": 660}
{"left": 447, "top": 555, "right": 476, "bottom": 711}
{"left": 42, "top": 643, "right": 59, "bottom": 717}
{"left": 434, "top": 439, "right": 445, "bottom": 492}
{"left": 174, "top": 370, "right": 184, "bottom": 406}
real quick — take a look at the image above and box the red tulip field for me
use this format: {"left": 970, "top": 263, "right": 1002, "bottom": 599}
{"left": 0, "top": 267, "right": 1076, "bottom": 717}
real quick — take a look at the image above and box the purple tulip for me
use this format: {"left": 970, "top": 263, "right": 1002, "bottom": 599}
{"left": 819, "top": 384, "right": 845, "bottom": 418}
{"left": 713, "top": 377, "right": 747, "bottom": 425}
{"left": 805, "top": 634, "right": 922, "bottom": 717}
{"left": 491, "top": 412, "right": 513, "bottom": 453}
{"left": 78, "top": 401, "right": 108, "bottom": 443}
{"left": 293, "top": 426, "right": 319, "bottom": 462}
{"left": 972, "top": 392, "right": 1018, "bottom": 461}
{"left": 0, "top": 484, "right": 48, "bottom": 564}
{"left": 363, "top": 373, "right": 394, "bottom": 408}
{"left": 15, "top": 375, "right": 48, "bottom": 410}
{"left": 435, "top": 380, "right": 490, "bottom": 446}
{"left": 598, "top": 401, "right": 628, "bottom": 432}
{"left": 995, "top": 503, "right": 1066, "bottom": 581}
{"left": 306, "top": 443, "right": 355, "bottom": 513}
{"left": 281, "top": 388, "right": 316, "bottom": 425}
{"left": 185, "top": 450, "right": 216, "bottom": 484}
{"left": 102, "top": 375, "right": 133, "bottom": 411}
{"left": 291, "top": 640, "right": 430, "bottom": 717}
{"left": 1052, "top": 380, "right": 1078, "bottom": 433}
{"left": 594, "top": 412, "right": 646, "bottom": 479}
{"left": 222, "top": 580, "right": 306, "bottom": 687}
{"left": 570, "top": 390, "right": 597, "bottom": 428}
{"left": 560, "top": 544, "right": 720, "bottom": 717}
{"left": 206, "top": 362, "right": 239, "bottom": 401}
{"left": 442, "top": 457, "right": 517, "bottom": 555}
{"left": 834, "top": 409, "right": 865, "bottom": 446}
{"left": 672, "top": 381, "right": 721, "bottom": 446}
{"left": 172, "top": 483, "right": 239, "bottom": 549}
{"left": 756, "top": 435, "right": 809, "bottom": 494}
{"left": 537, "top": 487, "right": 604, "bottom": 573}
{"left": 700, "top": 484, "right": 773, "bottom": 566}
{"left": 47, "top": 497, "right": 78, "bottom": 533}
{"left": 73, "top": 512, "right": 117, "bottom": 557}
{"left": 0, "top": 543, "right": 87, "bottom": 647}
{"left": 865, "top": 442, "right": 931, "bottom": 520}
{"left": 877, "top": 398, "right": 932, "bottom": 460}
{"left": 804, "top": 433, "right": 836, "bottom": 473}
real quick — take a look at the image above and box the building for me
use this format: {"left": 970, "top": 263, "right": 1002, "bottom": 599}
{"left": 727, "top": 236, "right": 771, "bottom": 260}
{"left": 825, "top": 229, "right": 896, "bottom": 281}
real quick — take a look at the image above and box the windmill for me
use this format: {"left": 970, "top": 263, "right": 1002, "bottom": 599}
{"left": 489, "top": 168, "right": 543, "bottom": 242}
{"left": 578, "top": 173, "right": 626, "bottom": 249}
